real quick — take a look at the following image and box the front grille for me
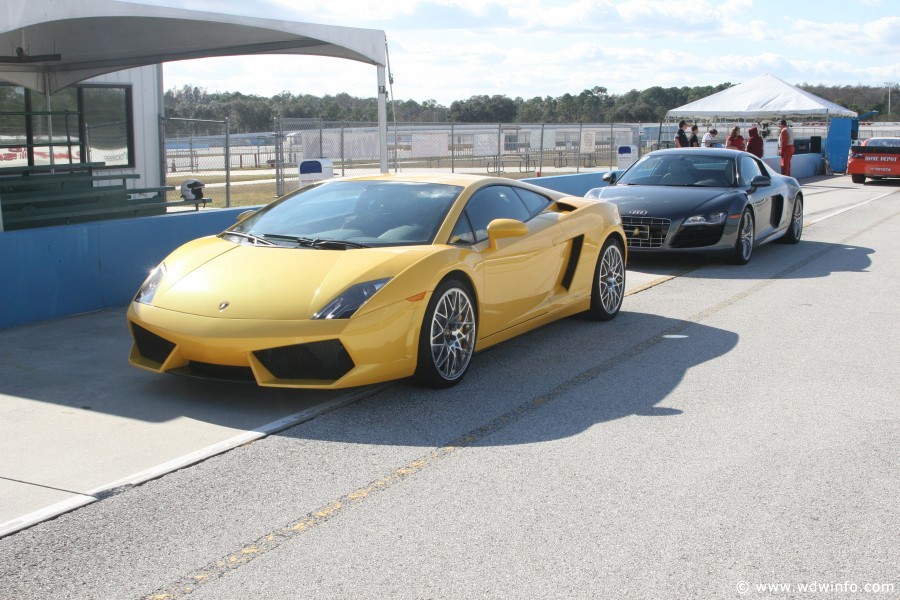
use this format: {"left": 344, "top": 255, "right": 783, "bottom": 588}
{"left": 131, "top": 323, "right": 175, "bottom": 365}
{"left": 621, "top": 216, "right": 670, "bottom": 248}
{"left": 187, "top": 362, "right": 256, "bottom": 382}
{"left": 254, "top": 339, "right": 355, "bottom": 381}
{"left": 670, "top": 224, "right": 726, "bottom": 248}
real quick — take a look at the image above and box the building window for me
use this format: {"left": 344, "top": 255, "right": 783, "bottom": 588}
{"left": 82, "top": 86, "right": 133, "bottom": 167}
{"left": 0, "top": 84, "right": 133, "bottom": 169}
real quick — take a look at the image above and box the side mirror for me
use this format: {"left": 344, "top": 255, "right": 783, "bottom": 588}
{"left": 487, "top": 218, "right": 528, "bottom": 249}
{"left": 237, "top": 209, "right": 257, "bottom": 222}
{"left": 750, "top": 175, "right": 771, "bottom": 189}
{"left": 602, "top": 171, "right": 618, "bottom": 184}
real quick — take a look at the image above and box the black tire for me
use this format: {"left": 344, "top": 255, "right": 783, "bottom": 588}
{"left": 586, "top": 237, "right": 625, "bottom": 321}
{"left": 728, "top": 209, "right": 754, "bottom": 265}
{"left": 778, "top": 194, "right": 803, "bottom": 244}
{"left": 851, "top": 173, "right": 865, "bottom": 184}
{"left": 413, "top": 278, "right": 477, "bottom": 388}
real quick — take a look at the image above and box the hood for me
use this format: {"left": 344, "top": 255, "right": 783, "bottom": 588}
{"left": 153, "top": 238, "right": 433, "bottom": 319}
{"left": 748, "top": 126, "right": 761, "bottom": 138}
{"left": 593, "top": 185, "right": 735, "bottom": 216}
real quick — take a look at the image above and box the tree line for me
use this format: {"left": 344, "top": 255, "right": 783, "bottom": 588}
{"left": 164, "top": 83, "right": 893, "bottom": 134}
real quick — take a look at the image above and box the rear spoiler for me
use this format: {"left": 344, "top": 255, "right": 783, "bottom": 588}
{"left": 850, "top": 145, "right": 900, "bottom": 155}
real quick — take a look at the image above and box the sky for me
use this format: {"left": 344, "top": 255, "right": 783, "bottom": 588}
{"left": 160, "top": 0, "right": 900, "bottom": 105}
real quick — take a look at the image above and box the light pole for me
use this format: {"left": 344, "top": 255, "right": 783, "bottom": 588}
{"left": 887, "top": 82, "right": 895, "bottom": 119}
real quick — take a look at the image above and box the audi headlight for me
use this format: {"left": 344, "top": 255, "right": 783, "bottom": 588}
{"left": 683, "top": 212, "right": 726, "bottom": 226}
{"left": 313, "top": 278, "right": 391, "bottom": 320}
{"left": 134, "top": 263, "right": 166, "bottom": 305}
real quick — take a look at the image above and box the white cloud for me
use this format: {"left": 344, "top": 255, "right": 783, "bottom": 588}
{"left": 162, "top": 0, "right": 900, "bottom": 104}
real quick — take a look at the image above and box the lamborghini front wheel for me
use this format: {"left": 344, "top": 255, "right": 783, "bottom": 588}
{"left": 414, "top": 278, "right": 477, "bottom": 388}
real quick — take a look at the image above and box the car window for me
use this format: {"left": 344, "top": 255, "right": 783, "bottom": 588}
{"left": 618, "top": 154, "right": 734, "bottom": 187}
{"left": 739, "top": 156, "right": 763, "bottom": 186}
{"left": 622, "top": 156, "right": 663, "bottom": 182}
{"left": 866, "top": 138, "right": 899, "bottom": 148}
{"left": 512, "top": 187, "right": 553, "bottom": 217}
{"left": 449, "top": 212, "right": 476, "bottom": 245}
{"left": 231, "top": 181, "right": 462, "bottom": 247}
{"left": 462, "top": 185, "right": 532, "bottom": 242}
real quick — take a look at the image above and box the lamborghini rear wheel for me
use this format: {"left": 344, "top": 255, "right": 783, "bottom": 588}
{"left": 413, "top": 278, "right": 477, "bottom": 388}
{"left": 586, "top": 237, "right": 625, "bottom": 321}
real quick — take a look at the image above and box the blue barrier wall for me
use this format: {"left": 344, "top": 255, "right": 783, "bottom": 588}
{"left": 0, "top": 209, "right": 249, "bottom": 330}
{"left": 763, "top": 153, "right": 821, "bottom": 179}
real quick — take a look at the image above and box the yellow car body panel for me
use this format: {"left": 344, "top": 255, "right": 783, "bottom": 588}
{"left": 127, "top": 174, "right": 625, "bottom": 389}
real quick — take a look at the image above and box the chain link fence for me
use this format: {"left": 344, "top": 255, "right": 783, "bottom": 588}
{"left": 161, "top": 118, "right": 647, "bottom": 207}
{"left": 161, "top": 117, "right": 234, "bottom": 209}
{"left": 162, "top": 118, "right": 900, "bottom": 209}
{"left": 84, "top": 119, "right": 129, "bottom": 167}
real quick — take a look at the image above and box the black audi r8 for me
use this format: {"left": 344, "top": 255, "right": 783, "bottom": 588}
{"left": 585, "top": 148, "right": 803, "bottom": 264}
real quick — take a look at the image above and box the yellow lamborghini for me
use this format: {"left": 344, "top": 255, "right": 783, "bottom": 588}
{"left": 127, "top": 174, "right": 626, "bottom": 389}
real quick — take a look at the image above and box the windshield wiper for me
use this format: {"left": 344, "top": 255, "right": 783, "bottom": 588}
{"left": 311, "top": 239, "right": 370, "bottom": 249}
{"left": 261, "top": 234, "right": 368, "bottom": 249}
{"left": 220, "top": 231, "right": 275, "bottom": 246}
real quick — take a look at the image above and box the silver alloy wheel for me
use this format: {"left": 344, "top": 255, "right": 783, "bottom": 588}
{"left": 791, "top": 198, "right": 803, "bottom": 239}
{"left": 429, "top": 287, "right": 476, "bottom": 381}
{"left": 599, "top": 242, "right": 625, "bottom": 314}
{"left": 739, "top": 211, "right": 754, "bottom": 261}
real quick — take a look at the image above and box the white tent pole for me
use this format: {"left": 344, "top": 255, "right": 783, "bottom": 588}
{"left": 377, "top": 65, "right": 387, "bottom": 173}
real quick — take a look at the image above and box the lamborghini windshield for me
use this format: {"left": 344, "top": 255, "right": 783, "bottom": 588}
{"left": 618, "top": 154, "right": 736, "bottom": 187}
{"left": 229, "top": 181, "right": 463, "bottom": 247}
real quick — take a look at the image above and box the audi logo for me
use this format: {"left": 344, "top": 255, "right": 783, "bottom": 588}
{"left": 628, "top": 209, "right": 648, "bottom": 215}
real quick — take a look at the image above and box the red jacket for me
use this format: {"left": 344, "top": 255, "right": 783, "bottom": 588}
{"left": 746, "top": 127, "right": 764, "bottom": 158}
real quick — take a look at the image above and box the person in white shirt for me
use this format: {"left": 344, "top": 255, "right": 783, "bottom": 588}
{"left": 701, "top": 128, "right": 718, "bottom": 147}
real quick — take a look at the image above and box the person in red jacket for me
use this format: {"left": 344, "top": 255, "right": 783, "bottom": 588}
{"left": 745, "top": 126, "right": 764, "bottom": 158}
{"left": 778, "top": 119, "right": 795, "bottom": 176}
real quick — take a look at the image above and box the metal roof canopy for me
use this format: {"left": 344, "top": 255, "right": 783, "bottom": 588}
{"left": 0, "top": 0, "right": 389, "bottom": 171}
{"left": 666, "top": 74, "right": 857, "bottom": 120}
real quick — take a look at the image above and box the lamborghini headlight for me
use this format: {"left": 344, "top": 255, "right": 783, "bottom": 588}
{"left": 134, "top": 263, "right": 166, "bottom": 305}
{"left": 313, "top": 278, "right": 391, "bottom": 320}
{"left": 682, "top": 211, "right": 726, "bottom": 226}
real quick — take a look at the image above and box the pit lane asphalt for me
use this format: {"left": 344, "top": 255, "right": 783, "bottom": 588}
{"left": 0, "top": 175, "right": 897, "bottom": 599}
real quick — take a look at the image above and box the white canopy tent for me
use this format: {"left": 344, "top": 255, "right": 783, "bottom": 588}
{"left": 0, "top": 0, "right": 390, "bottom": 171}
{"left": 666, "top": 74, "right": 857, "bottom": 120}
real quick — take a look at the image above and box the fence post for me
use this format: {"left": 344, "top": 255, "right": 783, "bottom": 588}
{"left": 577, "top": 122, "right": 583, "bottom": 174}
{"left": 224, "top": 117, "right": 231, "bottom": 208}
{"left": 610, "top": 122, "right": 614, "bottom": 168}
{"left": 275, "top": 117, "right": 284, "bottom": 198}
{"left": 189, "top": 133, "right": 195, "bottom": 172}
{"left": 638, "top": 122, "right": 643, "bottom": 158}
{"left": 538, "top": 123, "right": 545, "bottom": 176}
{"left": 158, "top": 115, "right": 167, "bottom": 196}
{"left": 497, "top": 123, "right": 502, "bottom": 171}
{"left": 451, "top": 122, "right": 455, "bottom": 173}
{"left": 340, "top": 122, "right": 345, "bottom": 177}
